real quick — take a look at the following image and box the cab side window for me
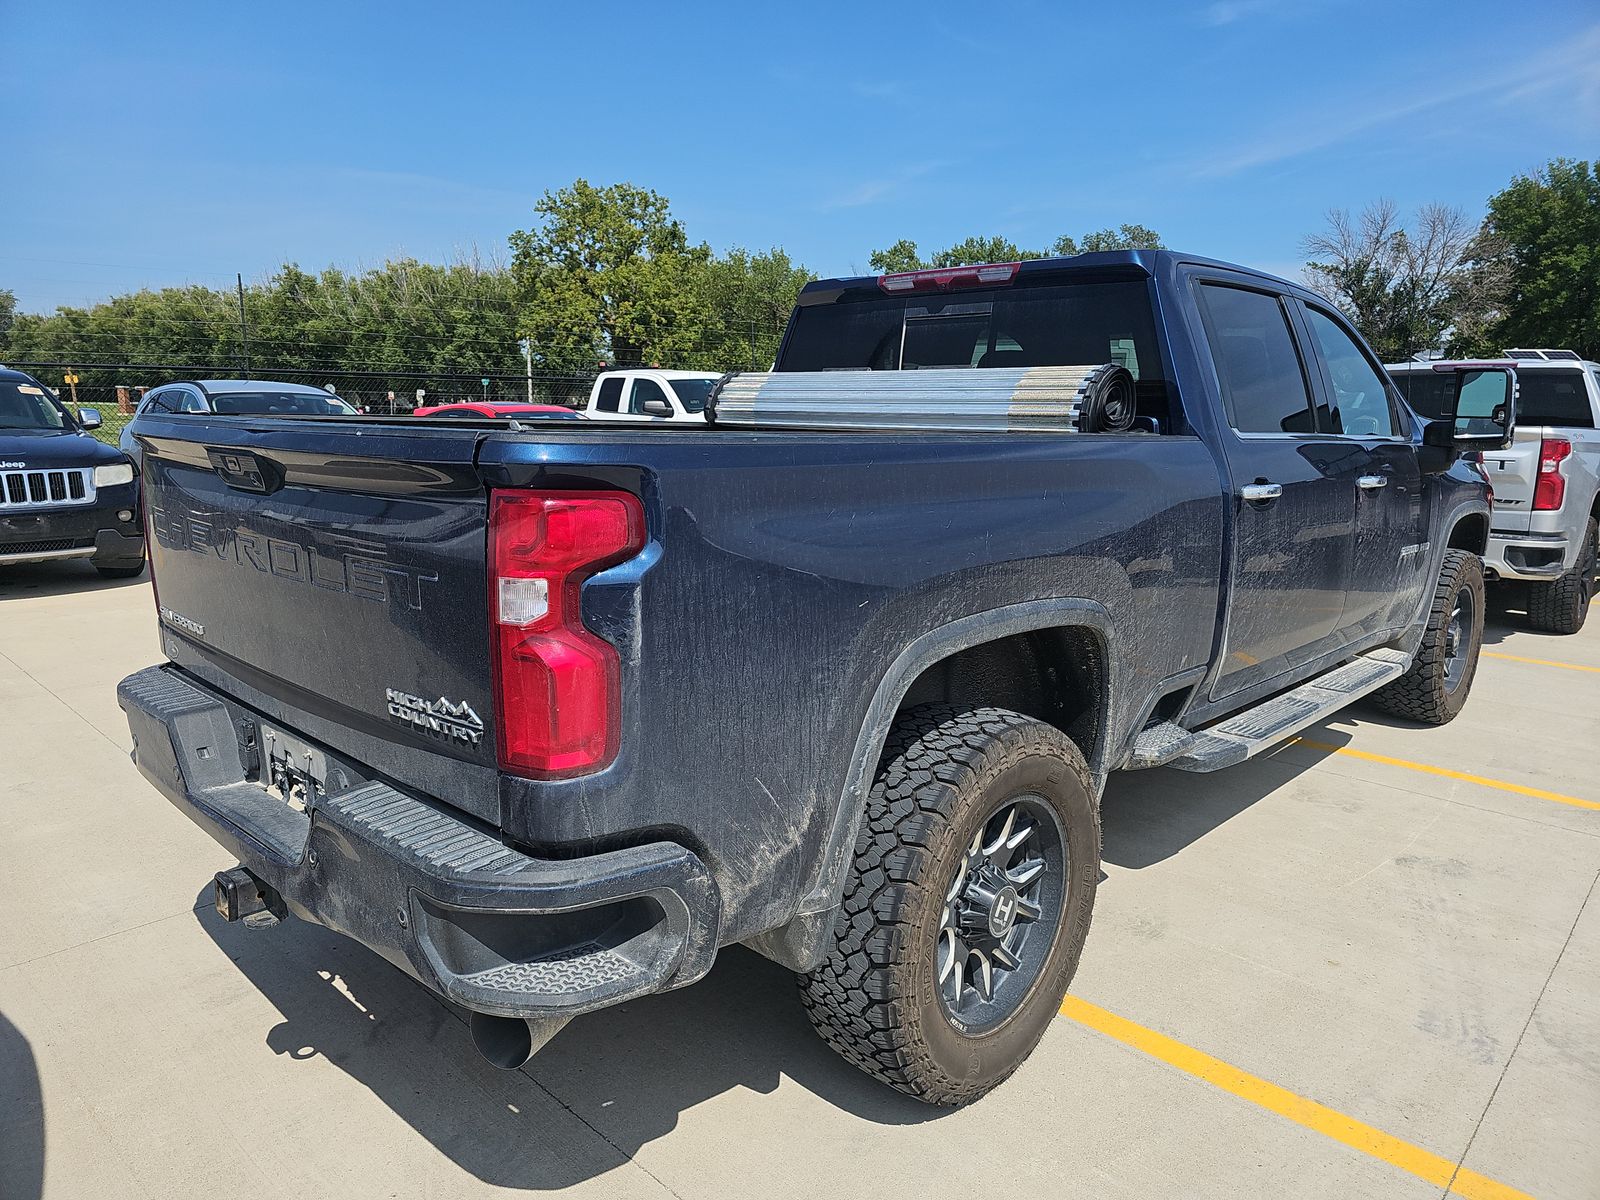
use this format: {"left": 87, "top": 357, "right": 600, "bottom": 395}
{"left": 594, "top": 377, "right": 623, "bottom": 413}
{"left": 1303, "top": 307, "right": 1397, "bottom": 438}
{"left": 628, "top": 377, "right": 672, "bottom": 415}
{"left": 1198, "top": 284, "right": 1316, "bottom": 435}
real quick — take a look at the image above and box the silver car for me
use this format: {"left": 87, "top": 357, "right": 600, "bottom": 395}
{"left": 120, "top": 380, "right": 359, "bottom": 460}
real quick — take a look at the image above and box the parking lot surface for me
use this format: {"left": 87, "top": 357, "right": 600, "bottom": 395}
{"left": 2, "top": 564, "right": 1596, "bottom": 1200}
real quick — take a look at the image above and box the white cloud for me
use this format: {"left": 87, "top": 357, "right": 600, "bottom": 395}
{"left": 1201, "top": 0, "right": 1280, "bottom": 26}
{"left": 1189, "top": 23, "right": 1600, "bottom": 178}
{"left": 818, "top": 161, "right": 949, "bottom": 211}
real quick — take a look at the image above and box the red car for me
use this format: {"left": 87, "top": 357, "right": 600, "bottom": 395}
{"left": 411, "top": 402, "right": 582, "bottom": 419}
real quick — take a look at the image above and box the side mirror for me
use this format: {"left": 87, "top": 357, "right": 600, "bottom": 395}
{"left": 1444, "top": 366, "right": 1514, "bottom": 450}
{"left": 641, "top": 397, "right": 675, "bottom": 418}
{"left": 77, "top": 406, "right": 103, "bottom": 430}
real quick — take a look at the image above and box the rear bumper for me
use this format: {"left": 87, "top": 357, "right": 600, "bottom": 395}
{"left": 117, "top": 664, "right": 720, "bottom": 1020}
{"left": 1484, "top": 530, "right": 1572, "bottom": 581}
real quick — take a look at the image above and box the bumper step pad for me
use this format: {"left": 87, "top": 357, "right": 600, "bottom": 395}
{"left": 117, "top": 664, "right": 721, "bottom": 1020}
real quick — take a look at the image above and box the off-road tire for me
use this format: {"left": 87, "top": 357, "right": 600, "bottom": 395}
{"left": 1369, "top": 549, "right": 1484, "bottom": 725}
{"left": 94, "top": 560, "right": 146, "bottom": 580}
{"left": 1526, "top": 518, "right": 1596, "bottom": 635}
{"left": 799, "top": 704, "right": 1099, "bottom": 1106}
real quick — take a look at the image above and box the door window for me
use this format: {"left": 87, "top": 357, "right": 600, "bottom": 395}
{"left": 628, "top": 377, "right": 672, "bottom": 415}
{"left": 593, "top": 377, "right": 624, "bottom": 413}
{"left": 1303, "top": 307, "right": 1396, "bottom": 437}
{"left": 1198, "top": 284, "right": 1316, "bottom": 434}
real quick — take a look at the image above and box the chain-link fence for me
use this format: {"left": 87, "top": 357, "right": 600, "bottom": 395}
{"left": 10, "top": 366, "right": 597, "bottom": 448}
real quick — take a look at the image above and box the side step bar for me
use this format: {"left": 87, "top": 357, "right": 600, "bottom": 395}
{"left": 1128, "top": 648, "right": 1410, "bottom": 773}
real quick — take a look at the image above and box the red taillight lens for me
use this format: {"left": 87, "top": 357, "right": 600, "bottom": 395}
{"left": 1533, "top": 437, "right": 1572, "bottom": 511}
{"left": 879, "top": 262, "right": 1020, "bottom": 293}
{"left": 489, "top": 489, "right": 645, "bottom": 779}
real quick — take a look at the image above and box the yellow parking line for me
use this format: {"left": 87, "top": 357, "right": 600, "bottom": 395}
{"left": 1293, "top": 739, "right": 1600, "bottom": 812}
{"left": 1059, "top": 995, "right": 1529, "bottom": 1199}
{"left": 1482, "top": 650, "right": 1600, "bottom": 674}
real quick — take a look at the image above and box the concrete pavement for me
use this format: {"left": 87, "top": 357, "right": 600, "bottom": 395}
{"left": 2, "top": 561, "right": 1596, "bottom": 1199}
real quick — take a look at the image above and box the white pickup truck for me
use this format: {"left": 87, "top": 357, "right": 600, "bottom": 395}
{"left": 582, "top": 369, "right": 721, "bottom": 424}
{"left": 1389, "top": 350, "right": 1600, "bottom": 633}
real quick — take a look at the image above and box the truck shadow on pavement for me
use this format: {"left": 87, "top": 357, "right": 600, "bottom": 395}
{"left": 0, "top": 1010, "right": 44, "bottom": 1200}
{"left": 1100, "top": 723, "right": 1357, "bottom": 869}
{"left": 195, "top": 897, "right": 941, "bottom": 1190}
{"left": 190, "top": 719, "right": 1371, "bottom": 1188}
{"left": 0, "top": 560, "right": 149, "bottom": 601}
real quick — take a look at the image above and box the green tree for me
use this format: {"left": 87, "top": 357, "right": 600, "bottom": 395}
{"left": 1481, "top": 159, "right": 1600, "bottom": 359}
{"left": 868, "top": 238, "right": 925, "bottom": 273}
{"left": 509, "top": 180, "right": 712, "bottom": 370}
{"left": 871, "top": 226, "right": 1163, "bottom": 273}
{"left": 1302, "top": 200, "right": 1505, "bottom": 361}
{"left": 692, "top": 247, "right": 814, "bottom": 370}
{"left": 1055, "top": 224, "right": 1166, "bottom": 255}
{"left": 0, "top": 288, "right": 15, "bottom": 353}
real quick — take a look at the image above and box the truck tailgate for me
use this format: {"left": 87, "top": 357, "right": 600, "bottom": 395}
{"left": 1482, "top": 425, "right": 1542, "bottom": 533}
{"left": 139, "top": 416, "right": 500, "bottom": 817}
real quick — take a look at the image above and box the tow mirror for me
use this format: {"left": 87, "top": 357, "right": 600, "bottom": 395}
{"left": 1420, "top": 364, "right": 1514, "bottom": 468}
{"left": 1445, "top": 365, "right": 1514, "bottom": 450}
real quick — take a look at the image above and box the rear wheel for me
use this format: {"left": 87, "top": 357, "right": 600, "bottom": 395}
{"left": 799, "top": 704, "right": 1099, "bottom": 1106}
{"left": 1369, "top": 548, "right": 1484, "bottom": 725}
{"left": 1526, "top": 518, "right": 1596, "bottom": 635}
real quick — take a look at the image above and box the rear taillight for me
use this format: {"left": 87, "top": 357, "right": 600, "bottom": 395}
{"left": 879, "top": 262, "right": 1020, "bottom": 293}
{"left": 1533, "top": 437, "right": 1572, "bottom": 511}
{"left": 489, "top": 489, "right": 645, "bottom": 779}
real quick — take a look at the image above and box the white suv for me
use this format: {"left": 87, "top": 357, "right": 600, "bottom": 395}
{"left": 1389, "top": 350, "right": 1600, "bottom": 633}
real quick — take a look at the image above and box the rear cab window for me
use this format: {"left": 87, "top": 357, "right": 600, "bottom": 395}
{"left": 776, "top": 277, "right": 1172, "bottom": 427}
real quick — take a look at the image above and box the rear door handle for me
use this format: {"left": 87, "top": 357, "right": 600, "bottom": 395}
{"left": 1239, "top": 482, "right": 1283, "bottom": 503}
{"left": 1357, "top": 474, "right": 1387, "bottom": 490}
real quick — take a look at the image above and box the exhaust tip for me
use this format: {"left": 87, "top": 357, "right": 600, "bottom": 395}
{"left": 468, "top": 1011, "right": 571, "bottom": 1069}
{"left": 470, "top": 1012, "right": 535, "bottom": 1070}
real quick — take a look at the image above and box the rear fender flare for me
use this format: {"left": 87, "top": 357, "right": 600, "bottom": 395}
{"left": 747, "top": 599, "right": 1117, "bottom": 972}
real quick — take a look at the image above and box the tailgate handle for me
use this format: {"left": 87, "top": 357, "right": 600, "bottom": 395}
{"left": 205, "top": 448, "right": 283, "bottom": 494}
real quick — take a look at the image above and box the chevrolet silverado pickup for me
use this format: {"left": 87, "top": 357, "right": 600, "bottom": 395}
{"left": 117, "top": 251, "right": 1506, "bottom": 1106}
{"left": 1390, "top": 350, "right": 1600, "bottom": 633}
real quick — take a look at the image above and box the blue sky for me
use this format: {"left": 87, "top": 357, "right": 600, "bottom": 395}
{"left": 4, "top": 0, "right": 1598, "bottom": 313}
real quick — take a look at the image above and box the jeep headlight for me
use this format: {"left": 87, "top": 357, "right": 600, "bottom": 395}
{"left": 93, "top": 462, "right": 135, "bottom": 488}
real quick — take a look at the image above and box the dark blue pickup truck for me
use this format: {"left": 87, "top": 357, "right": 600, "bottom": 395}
{"left": 117, "top": 251, "right": 1506, "bottom": 1105}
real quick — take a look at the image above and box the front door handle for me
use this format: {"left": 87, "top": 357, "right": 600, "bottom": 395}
{"left": 1357, "top": 474, "right": 1388, "bottom": 490}
{"left": 1239, "top": 482, "right": 1283, "bottom": 503}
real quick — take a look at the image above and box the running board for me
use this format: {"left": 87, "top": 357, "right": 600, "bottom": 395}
{"left": 1128, "top": 648, "right": 1410, "bottom": 773}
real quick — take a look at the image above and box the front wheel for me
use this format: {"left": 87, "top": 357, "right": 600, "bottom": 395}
{"left": 799, "top": 704, "right": 1100, "bottom": 1106}
{"left": 1369, "top": 548, "right": 1485, "bottom": 725}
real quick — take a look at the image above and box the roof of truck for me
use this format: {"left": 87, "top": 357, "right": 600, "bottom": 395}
{"left": 1387, "top": 357, "right": 1599, "bottom": 372}
{"left": 798, "top": 249, "right": 1304, "bottom": 302}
